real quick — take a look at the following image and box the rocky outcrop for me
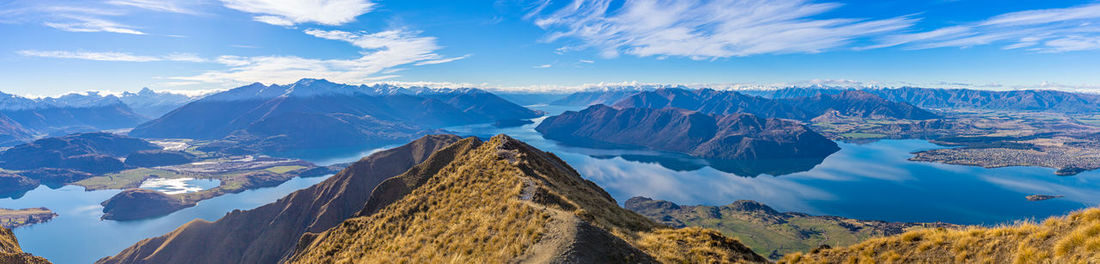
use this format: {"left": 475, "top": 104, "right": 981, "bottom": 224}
{"left": 537, "top": 105, "right": 840, "bottom": 160}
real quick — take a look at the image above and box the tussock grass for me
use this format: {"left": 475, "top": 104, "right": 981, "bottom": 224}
{"left": 780, "top": 208, "right": 1100, "bottom": 264}
{"left": 288, "top": 135, "right": 765, "bottom": 263}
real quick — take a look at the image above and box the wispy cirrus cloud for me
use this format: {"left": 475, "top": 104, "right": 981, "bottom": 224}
{"left": 43, "top": 16, "right": 145, "bottom": 35}
{"left": 171, "top": 29, "right": 466, "bottom": 85}
{"left": 868, "top": 3, "right": 1100, "bottom": 52}
{"left": 529, "top": 0, "right": 917, "bottom": 59}
{"left": 106, "top": 0, "right": 198, "bottom": 15}
{"left": 221, "top": 0, "right": 375, "bottom": 26}
{"left": 18, "top": 50, "right": 206, "bottom": 62}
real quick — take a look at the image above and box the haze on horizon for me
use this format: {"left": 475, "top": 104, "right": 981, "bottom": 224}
{"left": 2, "top": 0, "right": 1100, "bottom": 96}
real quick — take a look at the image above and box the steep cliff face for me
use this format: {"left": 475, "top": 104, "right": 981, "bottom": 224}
{"left": 0, "top": 227, "right": 51, "bottom": 264}
{"left": 96, "top": 134, "right": 463, "bottom": 264}
{"left": 536, "top": 105, "right": 840, "bottom": 160}
{"left": 287, "top": 135, "right": 766, "bottom": 263}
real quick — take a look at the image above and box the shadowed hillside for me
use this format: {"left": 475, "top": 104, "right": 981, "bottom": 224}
{"left": 781, "top": 207, "right": 1100, "bottom": 263}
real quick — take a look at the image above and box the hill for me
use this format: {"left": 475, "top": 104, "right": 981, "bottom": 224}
{"left": 536, "top": 105, "right": 839, "bottom": 160}
{"left": 780, "top": 90, "right": 939, "bottom": 120}
{"left": 96, "top": 135, "right": 464, "bottom": 263}
{"left": 0, "top": 132, "right": 160, "bottom": 174}
{"left": 0, "top": 226, "right": 50, "bottom": 264}
{"left": 129, "top": 79, "right": 540, "bottom": 152}
{"left": 102, "top": 135, "right": 767, "bottom": 263}
{"left": 625, "top": 197, "right": 956, "bottom": 259}
{"left": 781, "top": 207, "right": 1100, "bottom": 263}
{"left": 287, "top": 135, "right": 765, "bottom": 263}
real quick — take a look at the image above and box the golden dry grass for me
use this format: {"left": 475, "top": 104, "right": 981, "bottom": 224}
{"left": 288, "top": 135, "right": 765, "bottom": 264}
{"left": 780, "top": 207, "right": 1100, "bottom": 264}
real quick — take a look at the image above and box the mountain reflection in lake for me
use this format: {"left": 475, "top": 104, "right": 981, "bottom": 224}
{"left": 440, "top": 105, "right": 1100, "bottom": 226}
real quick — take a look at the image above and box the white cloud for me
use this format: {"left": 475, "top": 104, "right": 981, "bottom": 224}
{"left": 173, "top": 29, "right": 464, "bottom": 86}
{"left": 221, "top": 0, "right": 375, "bottom": 26}
{"left": 44, "top": 16, "right": 146, "bottom": 35}
{"left": 107, "top": 0, "right": 197, "bottom": 14}
{"left": 534, "top": 64, "right": 552, "bottom": 68}
{"left": 579, "top": 59, "right": 595, "bottom": 63}
{"left": 529, "top": 0, "right": 916, "bottom": 59}
{"left": 869, "top": 3, "right": 1100, "bottom": 53}
{"left": 18, "top": 50, "right": 207, "bottom": 62}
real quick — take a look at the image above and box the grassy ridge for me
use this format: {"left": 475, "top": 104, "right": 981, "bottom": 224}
{"left": 781, "top": 207, "right": 1100, "bottom": 263}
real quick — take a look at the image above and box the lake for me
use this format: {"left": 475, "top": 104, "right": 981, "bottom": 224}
{"left": 2, "top": 103, "right": 1099, "bottom": 263}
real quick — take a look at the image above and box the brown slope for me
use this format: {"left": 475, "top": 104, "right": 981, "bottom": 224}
{"left": 287, "top": 135, "right": 767, "bottom": 263}
{"left": 0, "top": 227, "right": 50, "bottom": 264}
{"left": 781, "top": 207, "right": 1100, "bottom": 264}
{"left": 96, "top": 134, "right": 462, "bottom": 264}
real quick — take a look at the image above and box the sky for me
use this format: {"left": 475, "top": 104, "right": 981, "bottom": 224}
{"left": 2, "top": 0, "right": 1100, "bottom": 96}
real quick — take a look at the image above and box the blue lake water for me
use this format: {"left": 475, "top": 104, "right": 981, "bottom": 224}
{"left": 1, "top": 103, "right": 1098, "bottom": 263}
{"left": 0, "top": 176, "right": 330, "bottom": 264}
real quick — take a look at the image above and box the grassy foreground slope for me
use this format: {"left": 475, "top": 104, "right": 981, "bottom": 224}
{"left": 288, "top": 135, "right": 766, "bottom": 263}
{"left": 625, "top": 197, "right": 957, "bottom": 260}
{"left": 781, "top": 207, "right": 1100, "bottom": 264}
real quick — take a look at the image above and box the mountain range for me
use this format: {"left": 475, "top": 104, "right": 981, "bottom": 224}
{"left": 614, "top": 88, "right": 939, "bottom": 121}
{"left": 0, "top": 89, "right": 197, "bottom": 146}
{"left": 129, "top": 79, "right": 542, "bottom": 153}
{"left": 100, "top": 135, "right": 767, "bottom": 263}
{"left": 536, "top": 104, "right": 840, "bottom": 161}
{"left": 764, "top": 87, "right": 1100, "bottom": 113}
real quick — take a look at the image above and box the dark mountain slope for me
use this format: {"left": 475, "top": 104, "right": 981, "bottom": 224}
{"left": 0, "top": 133, "right": 160, "bottom": 173}
{"left": 96, "top": 135, "right": 462, "bottom": 264}
{"left": 0, "top": 113, "right": 32, "bottom": 146}
{"left": 614, "top": 88, "right": 811, "bottom": 120}
{"left": 536, "top": 105, "right": 839, "bottom": 160}
{"left": 780, "top": 90, "right": 940, "bottom": 120}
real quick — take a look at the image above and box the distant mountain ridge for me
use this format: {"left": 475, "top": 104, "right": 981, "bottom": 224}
{"left": 0, "top": 91, "right": 154, "bottom": 145}
{"left": 614, "top": 88, "right": 938, "bottom": 121}
{"left": 129, "top": 78, "right": 542, "bottom": 153}
{"left": 764, "top": 86, "right": 1100, "bottom": 113}
{"left": 536, "top": 104, "right": 840, "bottom": 160}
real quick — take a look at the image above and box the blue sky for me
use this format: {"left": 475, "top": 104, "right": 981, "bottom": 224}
{"left": 2, "top": 0, "right": 1100, "bottom": 96}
